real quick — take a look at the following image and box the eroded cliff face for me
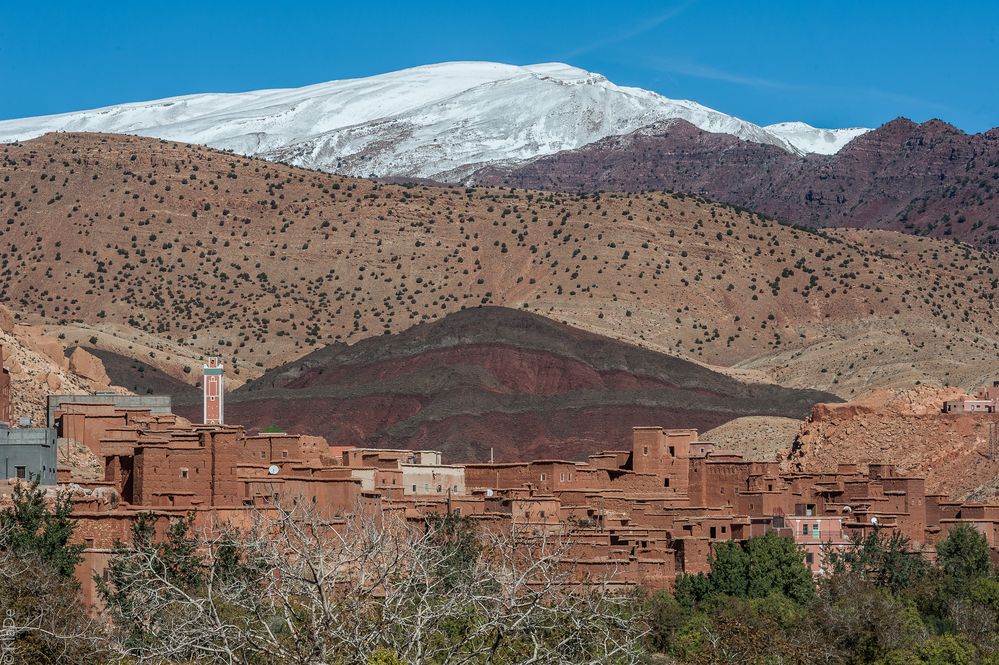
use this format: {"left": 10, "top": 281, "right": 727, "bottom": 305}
{"left": 785, "top": 386, "right": 999, "bottom": 499}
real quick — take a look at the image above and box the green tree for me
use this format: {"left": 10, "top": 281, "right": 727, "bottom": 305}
{"left": 827, "top": 527, "right": 929, "bottom": 594}
{"left": 673, "top": 571, "right": 712, "bottom": 607}
{"left": 707, "top": 539, "right": 749, "bottom": 596}
{"left": 936, "top": 524, "right": 992, "bottom": 584}
{"left": 745, "top": 532, "right": 814, "bottom": 603}
{"left": 0, "top": 477, "right": 83, "bottom": 577}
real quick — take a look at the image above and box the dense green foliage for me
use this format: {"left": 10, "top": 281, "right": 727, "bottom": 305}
{"left": 0, "top": 477, "right": 83, "bottom": 577}
{"left": 643, "top": 528, "right": 999, "bottom": 664}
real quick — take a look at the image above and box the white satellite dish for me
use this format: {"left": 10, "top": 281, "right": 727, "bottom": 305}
{"left": 486, "top": 489, "right": 494, "bottom": 497}
{"left": 268, "top": 465, "right": 280, "bottom": 475}
{"left": 870, "top": 516, "right": 879, "bottom": 525}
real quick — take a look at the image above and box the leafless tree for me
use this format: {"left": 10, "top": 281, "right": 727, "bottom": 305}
{"left": 97, "top": 504, "right": 644, "bottom": 664}
{"left": 0, "top": 533, "right": 109, "bottom": 663}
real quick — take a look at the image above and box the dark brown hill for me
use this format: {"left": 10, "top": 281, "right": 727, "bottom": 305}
{"left": 177, "top": 307, "right": 838, "bottom": 462}
{"left": 473, "top": 118, "right": 999, "bottom": 247}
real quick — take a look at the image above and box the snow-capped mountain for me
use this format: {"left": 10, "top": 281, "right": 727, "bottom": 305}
{"left": 764, "top": 121, "right": 871, "bottom": 155}
{"left": 0, "top": 62, "right": 870, "bottom": 181}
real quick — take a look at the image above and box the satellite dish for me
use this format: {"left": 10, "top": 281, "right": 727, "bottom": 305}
{"left": 486, "top": 488, "right": 494, "bottom": 497}
{"left": 268, "top": 465, "right": 280, "bottom": 475}
{"left": 870, "top": 516, "right": 879, "bottom": 525}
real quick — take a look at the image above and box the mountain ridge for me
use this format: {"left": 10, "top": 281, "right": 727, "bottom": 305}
{"left": 0, "top": 61, "right": 867, "bottom": 181}
{"left": 473, "top": 116, "right": 999, "bottom": 247}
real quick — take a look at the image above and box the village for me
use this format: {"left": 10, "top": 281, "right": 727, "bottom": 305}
{"left": 2, "top": 351, "right": 999, "bottom": 608}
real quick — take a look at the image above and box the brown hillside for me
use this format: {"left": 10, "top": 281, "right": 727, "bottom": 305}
{"left": 0, "top": 133, "right": 996, "bottom": 398}
{"left": 178, "top": 307, "right": 837, "bottom": 462}
{"left": 474, "top": 118, "right": 999, "bottom": 248}
{"left": 784, "top": 386, "right": 999, "bottom": 500}
{"left": 0, "top": 302, "right": 126, "bottom": 425}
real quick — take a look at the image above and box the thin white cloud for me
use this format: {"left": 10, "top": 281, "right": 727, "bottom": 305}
{"left": 563, "top": 1, "right": 699, "bottom": 59}
{"left": 637, "top": 55, "right": 958, "bottom": 118}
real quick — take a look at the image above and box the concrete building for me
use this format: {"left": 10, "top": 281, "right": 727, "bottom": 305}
{"left": 47, "top": 393, "right": 172, "bottom": 428}
{"left": 943, "top": 382, "right": 999, "bottom": 413}
{"left": 1, "top": 425, "right": 57, "bottom": 484}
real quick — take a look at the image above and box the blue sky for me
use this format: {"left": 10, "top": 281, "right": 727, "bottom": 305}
{"left": 1, "top": 1, "right": 996, "bottom": 131}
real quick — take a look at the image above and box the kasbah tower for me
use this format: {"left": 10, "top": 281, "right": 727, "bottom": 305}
{"left": 203, "top": 357, "right": 224, "bottom": 425}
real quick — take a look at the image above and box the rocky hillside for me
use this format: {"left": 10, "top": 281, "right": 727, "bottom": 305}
{"left": 0, "top": 303, "right": 124, "bottom": 425}
{"left": 474, "top": 118, "right": 999, "bottom": 248}
{"left": 176, "top": 307, "right": 836, "bottom": 462}
{"left": 784, "top": 386, "right": 999, "bottom": 500}
{"left": 1, "top": 133, "right": 997, "bottom": 399}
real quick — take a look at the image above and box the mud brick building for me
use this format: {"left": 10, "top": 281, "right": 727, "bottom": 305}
{"left": 3, "top": 354, "right": 999, "bottom": 608}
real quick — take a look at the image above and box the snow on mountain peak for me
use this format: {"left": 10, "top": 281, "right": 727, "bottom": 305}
{"left": 765, "top": 121, "right": 871, "bottom": 155}
{"left": 0, "top": 61, "right": 870, "bottom": 180}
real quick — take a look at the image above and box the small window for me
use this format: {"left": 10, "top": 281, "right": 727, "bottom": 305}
{"left": 664, "top": 478, "right": 670, "bottom": 488}
{"left": 540, "top": 473, "right": 546, "bottom": 481}
{"left": 412, "top": 485, "right": 417, "bottom": 492}
{"left": 709, "top": 526, "right": 717, "bottom": 539}
{"left": 14, "top": 466, "right": 25, "bottom": 479}
{"left": 802, "top": 524, "right": 809, "bottom": 536}
{"left": 668, "top": 446, "right": 675, "bottom": 457}
{"left": 768, "top": 484, "right": 773, "bottom": 491}
{"left": 180, "top": 468, "right": 189, "bottom": 479}
{"left": 642, "top": 446, "right": 649, "bottom": 456}
{"left": 559, "top": 472, "right": 564, "bottom": 482}
{"left": 812, "top": 524, "right": 820, "bottom": 538}
{"left": 805, "top": 552, "right": 814, "bottom": 564}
